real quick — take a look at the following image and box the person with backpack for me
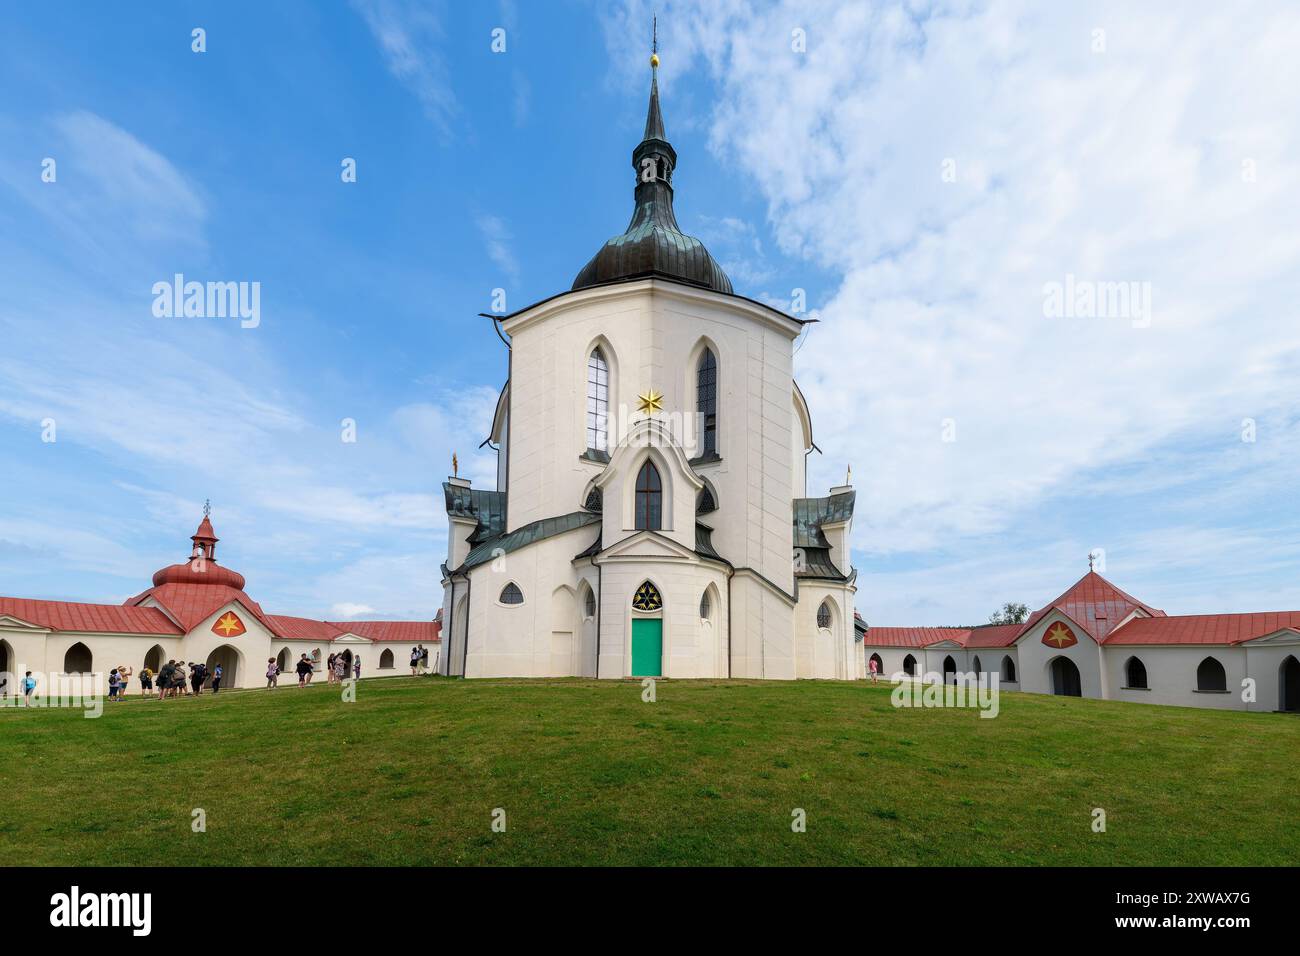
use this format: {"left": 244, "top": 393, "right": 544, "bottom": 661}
{"left": 107, "top": 668, "right": 121, "bottom": 701}
{"left": 190, "top": 662, "right": 205, "bottom": 696}
{"left": 410, "top": 646, "right": 421, "bottom": 676}
{"left": 211, "top": 663, "right": 223, "bottom": 693}
{"left": 22, "top": 672, "right": 36, "bottom": 706}
{"left": 139, "top": 666, "right": 154, "bottom": 696}
{"left": 266, "top": 658, "right": 279, "bottom": 689}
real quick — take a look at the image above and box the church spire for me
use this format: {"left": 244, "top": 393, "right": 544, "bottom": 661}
{"left": 570, "top": 25, "right": 733, "bottom": 294}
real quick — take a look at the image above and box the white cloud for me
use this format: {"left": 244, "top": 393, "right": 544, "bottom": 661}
{"left": 475, "top": 214, "right": 520, "bottom": 283}
{"left": 351, "top": 0, "right": 457, "bottom": 134}
{"left": 605, "top": 0, "right": 1300, "bottom": 621}
{"left": 331, "top": 602, "right": 378, "bottom": 619}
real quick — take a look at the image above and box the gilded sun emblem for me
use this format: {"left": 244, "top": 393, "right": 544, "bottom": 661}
{"left": 636, "top": 390, "right": 664, "bottom": 414}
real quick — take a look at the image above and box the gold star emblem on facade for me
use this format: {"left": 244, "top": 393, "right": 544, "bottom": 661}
{"left": 215, "top": 613, "right": 242, "bottom": 636}
{"left": 1046, "top": 623, "right": 1072, "bottom": 647}
{"left": 636, "top": 390, "right": 663, "bottom": 414}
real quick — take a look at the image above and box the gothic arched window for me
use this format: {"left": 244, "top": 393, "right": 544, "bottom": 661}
{"left": 587, "top": 348, "right": 609, "bottom": 454}
{"left": 584, "top": 587, "right": 597, "bottom": 619}
{"left": 699, "top": 589, "right": 712, "bottom": 621}
{"left": 499, "top": 582, "right": 524, "bottom": 606}
{"left": 1196, "top": 656, "right": 1226, "bottom": 692}
{"left": 697, "top": 348, "right": 717, "bottom": 456}
{"left": 816, "top": 600, "right": 832, "bottom": 630}
{"left": 635, "top": 460, "right": 662, "bottom": 531}
{"left": 1126, "top": 656, "right": 1148, "bottom": 689}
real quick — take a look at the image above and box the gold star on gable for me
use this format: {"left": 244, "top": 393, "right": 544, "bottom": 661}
{"left": 1046, "top": 623, "right": 1072, "bottom": 647}
{"left": 214, "top": 612, "right": 243, "bottom": 637}
{"left": 636, "top": 390, "right": 664, "bottom": 414}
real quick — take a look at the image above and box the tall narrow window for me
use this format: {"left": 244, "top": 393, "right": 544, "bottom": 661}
{"left": 697, "top": 348, "right": 717, "bottom": 457}
{"left": 587, "top": 348, "right": 609, "bottom": 454}
{"left": 634, "top": 460, "right": 663, "bottom": 530}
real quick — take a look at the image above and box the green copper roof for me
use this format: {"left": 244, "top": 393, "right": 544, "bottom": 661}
{"left": 443, "top": 483, "right": 507, "bottom": 544}
{"left": 792, "top": 490, "right": 856, "bottom": 549}
{"left": 458, "top": 511, "right": 600, "bottom": 573}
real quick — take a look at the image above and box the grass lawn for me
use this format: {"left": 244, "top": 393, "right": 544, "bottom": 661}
{"left": 1, "top": 675, "right": 1297, "bottom": 866}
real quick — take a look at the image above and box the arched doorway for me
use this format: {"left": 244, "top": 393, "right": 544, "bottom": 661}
{"left": 869, "top": 652, "right": 883, "bottom": 676}
{"left": 205, "top": 645, "right": 240, "bottom": 689}
{"left": 630, "top": 580, "right": 663, "bottom": 677}
{"left": 1280, "top": 655, "right": 1300, "bottom": 712}
{"left": 942, "top": 655, "right": 957, "bottom": 685}
{"left": 144, "top": 644, "right": 165, "bottom": 673}
{"left": 339, "top": 648, "right": 354, "bottom": 678}
{"left": 1050, "top": 656, "right": 1082, "bottom": 697}
{"left": 0, "top": 638, "right": 12, "bottom": 697}
{"left": 903, "top": 654, "right": 917, "bottom": 677}
{"left": 379, "top": 648, "right": 394, "bottom": 670}
{"left": 64, "top": 642, "right": 93, "bottom": 674}
{"left": 276, "top": 647, "right": 292, "bottom": 675}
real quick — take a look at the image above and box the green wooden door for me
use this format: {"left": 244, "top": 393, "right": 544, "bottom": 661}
{"left": 631, "top": 618, "right": 663, "bottom": 677}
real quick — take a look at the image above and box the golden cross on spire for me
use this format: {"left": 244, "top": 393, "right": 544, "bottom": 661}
{"left": 203, "top": 498, "right": 211, "bottom": 517}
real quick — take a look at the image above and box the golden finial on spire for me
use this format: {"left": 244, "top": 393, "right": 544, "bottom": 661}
{"left": 650, "top": 13, "right": 659, "bottom": 68}
{"left": 452, "top": 452, "right": 459, "bottom": 478}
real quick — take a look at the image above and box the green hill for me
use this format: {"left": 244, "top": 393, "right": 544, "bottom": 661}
{"left": 2, "top": 676, "right": 1296, "bottom": 866}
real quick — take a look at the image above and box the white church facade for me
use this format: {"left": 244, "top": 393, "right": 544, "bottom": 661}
{"left": 439, "top": 57, "right": 859, "bottom": 682}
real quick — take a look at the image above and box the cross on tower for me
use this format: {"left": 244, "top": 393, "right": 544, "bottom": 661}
{"left": 203, "top": 498, "right": 211, "bottom": 518}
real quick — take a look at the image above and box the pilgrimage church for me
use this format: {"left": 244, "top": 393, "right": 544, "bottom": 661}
{"left": 438, "top": 52, "right": 861, "bottom": 681}
{"left": 6, "top": 50, "right": 1297, "bottom": 715}
{"left": 0, "top": 511, "right": 439, "bottom": 693}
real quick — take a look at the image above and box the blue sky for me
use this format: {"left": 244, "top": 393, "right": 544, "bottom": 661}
{"left": 2, "top": 0, "right": 1299, "bottom": 626}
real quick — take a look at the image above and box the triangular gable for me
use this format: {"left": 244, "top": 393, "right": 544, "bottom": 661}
{"left": 0, "top": 614, "right": 47, "bottom": 632}
{"left": 598, "top": 530, "right": 699, "bottom": 562}
{"left": 1238, "top": 627, "right": 1300, "bottom": 646}
{"left": 331, "top": 632, "right": 374, "bottom": 644}
{"left": 1014, "top": 607, "right": 1098, "bottom": 646}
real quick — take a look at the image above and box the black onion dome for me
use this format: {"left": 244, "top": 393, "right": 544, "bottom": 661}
{"left": 572, "top": 63, "right": 733, "bottom": 295}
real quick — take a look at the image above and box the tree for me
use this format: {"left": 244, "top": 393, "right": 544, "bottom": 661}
{"left": 989, "top": 602, "right": 1029, "bottom": 625}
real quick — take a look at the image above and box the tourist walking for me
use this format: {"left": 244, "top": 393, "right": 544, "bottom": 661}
{"left": 140, "top": 666, "right": 154, "bottom": 696}
{"left": 333, "top": 655, "right": 347, "bottom": 682}
{"left": 295, "top": 654, "right": 313, "bottom": 688}
{"left": 410, "top": 646, "right": 420, "bottom": 676}
{"left": 22, "top": 671, "right": 36, "bottom": 706}
{"left": 327, "top": 652, "right": 338, "bottom": 684}
{"left": 108, "top": 668, "right": 121, "bottom": 701}
{"left": 869, "top": 656, "right": 879, "bottom": 685}
{"left": 353, "top": 656, "right": 361, "bottom": 680}
{"left": 190, "top": 661, "right": 205, "bottom": 696}
{"left": 266, "top": 658, "right": 279, "bottom": 689}
{"left": 420, "top": 645, "right": 430, "bottom": 674}
{"left": 211, "top": 663, "right": 223, "bottom": 693}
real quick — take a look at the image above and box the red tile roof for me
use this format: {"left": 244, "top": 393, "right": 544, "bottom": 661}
{"left": 129, "top": 583, "right": 272, "bottom": 632}
{"left": 0, "top": 597, "right": 182, "bottom": 635}
{"left": 964, "top": 624, "right": 1024, "bottom": 648}
{"left": 1104, "top": 612, "right": 1300, "bottom": 646}
{"left": 327, "top": 620, "right": 441, "bottom": 643}
{"left": 1018, "top": 571, "right": 1164, "bottom": 642}
{"left": 264, "top": 616, "right": 346, "bottom": 641}
{"left": 861, "top": 626, "right": 967, "bottom": 648}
